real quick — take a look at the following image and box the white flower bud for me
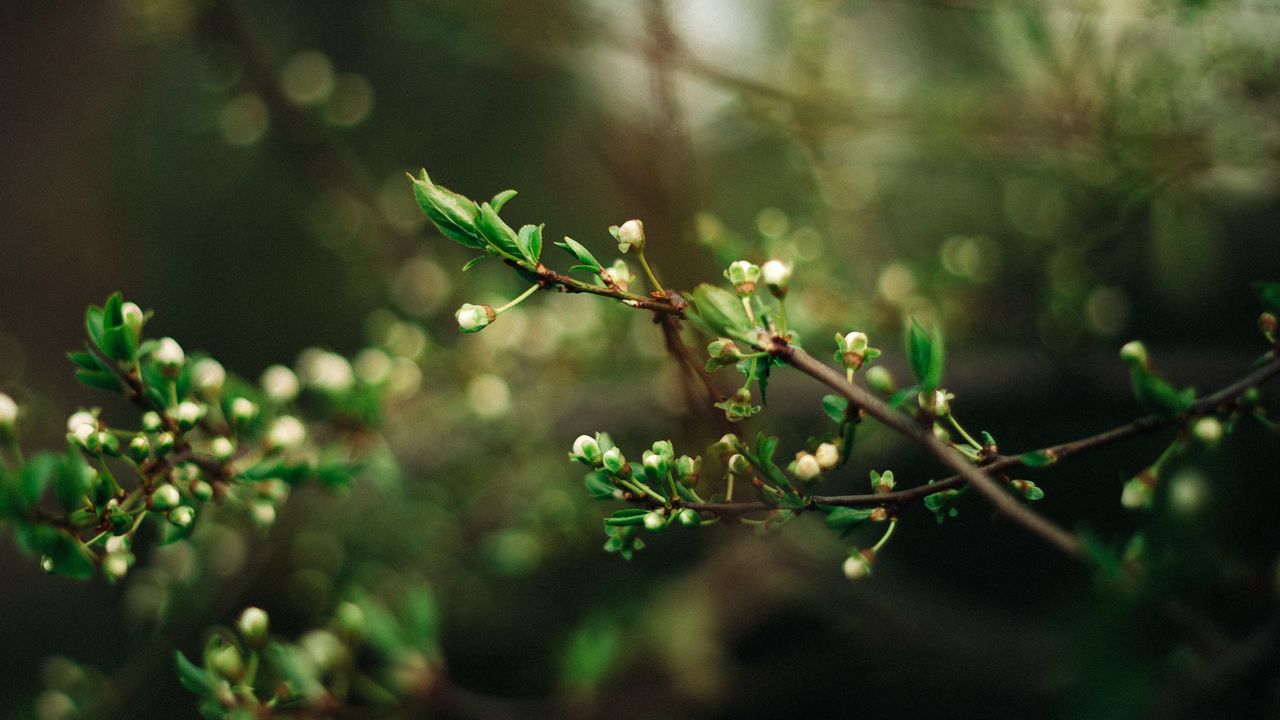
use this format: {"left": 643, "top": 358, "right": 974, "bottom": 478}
{"left": 643, "top": 510, "right": 666, "bottom": 531}
{"left": 229, "top": 397, "right": 258, "bottom": 425}
{"left": 794, "top": 452, "right": 822, "bottom": 481}
{"left": 210, "top": 437, "right": 235, "bottom": 462}
{"left": 261, "top": 365, "right": 300, "bottom": 403}
{"left": 455, "top": 303, "right": 495, "bottom": 333}
{"left": 67, "top": 410, "right": 97, "bottom": 434}
{"left": 149, "top": 484, "right": 181, "bottom": 511}
{"left": 760, "top": 260, "right": 792, "bottom": 297}
{"left": 128, "top": 435, "right": 150, "bottom": 462}
{"left": 599, "top": 259, "right": 635, "bottom": 292}
{"left": 300, "top": 350, "right": 354, "bottom": 393}
{"left": 843, "top": 332, "right": 869, "bottom": 354}
{"left": 141, "top": 411, "right": 163, "bottom": 432}
{"left": 843, "top": 553, "right": 873, "bottom": 580}
{"left": 601, "top": 447, "right": 627, "bottom": 475}
{"left": 105, "top": 535, "right": 130, "bottom": 555}
{"left": 616, "top": 219, "right": 645, "bottom": 253}
{"left": 0, "top": 393, "right": 17, "bottom": 432}
{"left": 571, "top": 434, "right": 602, "bottom": 465}
{"left": 72, "top": 423, "right": 99, "bottom": 452}
{"left": 1192, "top": 417, "right": 1223, "bottom": 446}
{"left": 103, "top": 553, "right": 130, "bottom": 581}
{"left": 266, "top": 415, "right": 306, "bottom": 451}
{"left": 153, "top": 337, "right": 185, "bottom": 371}
{"left": 1121, "top": 477, "right": 1153, "bottom": 509}
{"left": 814, "top": 442, "right": 839, "bottom": 470}
{"left": 192, "top": 358, "right": 226, "bottom": 395}
{"left": 642, "top": 450, "right": 667, "bottom": 478}
{"left": 251, "top": 501, "right": 277, "bottom": 527}
{"left": 1119, "top": 340, "right": 1148, "bottom": 368}
{"left": 175, "top": 401, "right": 204, "bottom": 429}
{"left": 238, "top": 607, "right": 270, "bottom": 646}
{"left": 121, "top": 301, "right": 144, "bottom": 336}
{"left": 918, "top": 390, "right": 950, "bottom": 417}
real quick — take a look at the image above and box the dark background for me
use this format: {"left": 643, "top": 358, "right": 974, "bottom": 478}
{"left": 2, "top": 1, "right": 1279, "bottom": 718}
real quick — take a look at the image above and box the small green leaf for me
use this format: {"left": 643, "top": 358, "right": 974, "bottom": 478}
{"left": 821, "top": 394, "right": 848, "bottom": 424}
{"left": 556, "top": 237, "right": 603, "bottom": 274}
{"left": 18, "top": 454, "right": 57, "bottom": 511}
{"left": 1130, "top": 368, "right": 1195, "bottom": 418}
{"left": 584, "top": 472, "right": 616, "bottom": 499}
{"left": 821, "top": 506, "right": 874, "bottom": 537}
{"left": 410, "top": 170, "right": 486, "bottom": 250}
{"left": 687, "top": 284, "right": 755, "bottom": 343}
{"left": 516, "top": 224, "right": 543, "bottom": 265}
{"left": 490, "top": 188, "right": 518, "bottom": 213}
{"left": 476, "top": 202, "right": 523, "bottom": 260}
{"left": 175, "top": 650, "right": 214, "bottom": 696}
{"left": 84, "top": 306, "right": 105, "bottom": 352}
{"left": 1019, "top": 449, "right": 1058, "bottom": 467}
{"left": 75, "top": 370, "right": 122, "bottom": 393}
{"left": 54, "top": 453, "right": 93, "bottom": 513}
{"left": 461, "top": 254, "right": 492, "bottom": 272}
{"left": 906, "top": 319, "right": 944, "bottom": 391}
{"left": 67, "top": 350, "right": 105, "bottom": 371}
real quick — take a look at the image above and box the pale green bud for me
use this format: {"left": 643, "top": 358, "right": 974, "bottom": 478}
{"left": 175, "top": 401, "right": 204, "bottom": 430}
{"left": 1119, "top": 340, "right": 1149, "bottom": 368}
{"left": 0, "top": 392, "right": 17, "bottom": 432}
{"left": 189, "top": 479, "right": 214, "bottom": 502}
{"left": 191, "top": 358, "right": 226, "bottom": 396}
{"left": 677, "top": 507, "right": 700, "bottom": 528}
{"left": 121, "top": 301, "right": 144, "bottom": 337}
{"left": 727, "top": 453, "right": 751, "bottom": 476}
{"left": 599, "top": 259, "right": 635, "bottom": 292}
{"left": 642, "top": 450, "right": 667, "bottom": 479}
{"left": 643, "top": 510, "right": 667, "bottom": 532}
{"left": 66, "top": 410, "right": 97, "bottom": 434}
{"left": 725, "top": 260, "right": 761, "bottom": 295}
{"left": 615, "top": 219, "right": 645, "bottom": 253}
{"left": 334, "top": 602, "right": 364, "bottom": 639}
{"left": 237, "top": 606, "right": 270, "bottom": 647}
{"left": 260, "top": 364, "right": 300, "bottom": 403}
{"left": 168, "top": 505, "right": 195, "bottom": 528}
{"left": 865, "top": 365, "right": 895, "bottom": 395}
{"left": 149, "top": 484, "right": 181, "bottom": 511}
{"left": 814, "top": 442, "right": 839, "bottom": 470}
{"left": 103, "top": 553, "right": 130, "bottom": 582}
{"left": 210, "top": 437, "right": 235, "bottom": 462}
{"left": 601, "top": 447, "right": 627, "bottom": 475}
{"left": 266, "top": 415, "right": 306, "bottom": 451}
{"left": 843, "top": 551, "right": 873, "bottom": 580}
{"left": 455, "top": 303, "right": 495, "bottom": 333}
{"left": 210, "top": 644, "right": 245, "bottom": 683}
{"left": 229, "top": 397, "right": 258, "bottom": 425}
{"left": 128, "top": 435, "right": 150, "bottom": 462}
{"left": 1192, "top": 417, "right": 1223, "bottom": 446}
{"left": 571, "top": 434, "right": 602, "bottom": 465}
{"left": 141, "top": 411, "right": 163, "bottom": 433}
{"left": 153, "top": 337, "right": 185, "bottom": 375}
{"left": 154, "top": 431, "right": 175, "bottom": 455}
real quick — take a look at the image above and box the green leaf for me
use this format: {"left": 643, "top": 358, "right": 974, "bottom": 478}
{"left": 490, "top": 188, "right": 518, "bottom": 213}
{"left": 555, "top": 237, "right": 603, "bottom": 274}
{"left": 584, "top": 471, "right": 616, "bottom": 499}
{"left": 906, "top": 319, "right": 944, "bottom": 391}
{"left": 822, "top": 394, "right": 848, "bottom": 424}
{"left": 268, "top": 643, "right": 326, "bottom": 701}
{"left": 54, "top": 453, "right": 93, "bottom": 513}
{"left": 84, "top": 305, "right": 105, "bottom": 353}
{"left": 175, "top": 650, "right": 215, "bottom": 696}
{"left": 410, "top": 170, "right": 485, "bottom": 250}
{"left": 821, "top": 506, "right": 874, "bottom": 537}
{"left": 687, "top": 284, "right": 755, "bottom": 343}
{"left": 75, "top": 370, "right": 122, "bottom": 393}
{"left": 476, "top": 202, "right": 524, "bottom": 260}
{"left": 461, "top": 254, "right": 492, "bottom": 272}
{"left": 18, "top": 453, "right": 57, "bottom": 511}
{"left": 100, "top": 326, "right": 135, "bottom": 362}
{"left": 1129, "top": 367, "right": 1195, "bottom": 418}
{"left": 67, "top": 350, "right": 105, "bottom": 371}
{"left": 103, "top": 292, "right": 124, "bottom": 329}
{"left": 1019, "top": 449, "right": 1058, "bottom": 467}
{"left": 516, "top": 224, "right": 543, "bottom": 265}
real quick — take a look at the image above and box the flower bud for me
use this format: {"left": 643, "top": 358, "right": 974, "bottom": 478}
{"left": 67, "top": 410, "right": 97, "bottom": 435}
{"left": 643, "top": 509, "right": 667, "bottom": 532}
{"left": 251, "top": 500, "right": 277, "bottom": 527}
{"left": 189, "top": 479, "right": 214, "bottom": 502}
{"left": 121, "top": 302, "right": 145, "bottom": 337}
{"left": 571, "top": 434, "right": 603, "bottom": 465}
{"left": 141, "top": 411, "right": 163, "bottom": 433}
{"left": 677, "top": 507, "right": 700, "bottom": 528}
{"left": 71, "top": 423, "right": 101, "bottom": 454}
{"left": 334, "top": 602, "right": 364, "bottom": 639}
{"left": 300, "top": 630, "right": 346, "bottom": 673}
{"left": 192, "top": 358, "right": 226, "bottom": 396}
{"left": 918, "top": 389, "right": 950, "bottom": 417}
{"left": 103, "top": 553, "right": 130, "bottom": 582}
{"left": 154, "top": 432, "right": 175, "bottom": 456}
{"left": 0, "top": 392, "right": 17, "bottom": 432}
{"left": 1121, "top": 472, "right": 1156, "bottom": 509}
{"left": 210, "top": 437, "right": 235, "bottom": 462}
{"left": 1119, "top": 340, "right": 1148, "bottom": 368}
{"left": 261, "top": 365, "right": 300, "bottom": 403}
{"left": 842, "top": 331, "right": 868, "bottom": 354}
{"left": 229, "top": 397, "right": 258, "bottom": 425}
{"left": 168, "top": 504, "right": 195, "bottom": 527}
{"left": 872, "top": 470, "right": 896, "bottom": 493}
{"left": 455, "top": 303, "right": 496, "bottom": 333}
{"left": 727, "top": 453, "right": 752, "bottom": 476}
{"left": 105, "top": 535, "right": 130, "bottom": 555}
{"left": 601, "top": 447, "right": 627, "bottom": 475}
{"left": 760, "top": 260, "right": 792, "bottom": 298}
{"left": 642, "top": 450, "right": 668, "bottom": 479}
{"left": 153, "top": 337, "right": 185, "bottom": 375}
{"left": 674, "top": 455, "right": 698, "bottom": 483}
{"left": 793, "top": 452, "right": 821, "bottom": 481}
{"left": 175, "top": 401, "right": 204, "bottom": 430}
{"left": 843, "top": 551, "right": 874, "bottom": 580}
{"left": 615, "top": 219, "right": 645, "bottom": 253}
{"left": 814, "top": 442, "right": 839, "bottom": 470}
{"left": 266, "top": 415, "right": 306, "bottom": 451}
{"left": 600, "top": 259, "right": 635, "bottom": 292}
{"left": 98, "top": 431, "right": 120, "bottom": 457}
{"left": 238, "top": 607, "right": 270, "bottom": 647}
{"left": 865, "top": 365, "right": 895, "bottom": 395}
{"left": 210, "top": 644, "right": 245, "bottom": 683}
{"left": 1192, "top": 417, "right": 1223, "bottom": 446}
{"left": 725, "top": 260, "right": 761, "bottom": 296}
{"left": 149, "top": 484, "right": 181, "bottom": 511}
{"left": 128, "top": 435, "right": 150, "bottom": 462}
{"left": 1260, "top": 312, "right": 1277, "bottom": 338}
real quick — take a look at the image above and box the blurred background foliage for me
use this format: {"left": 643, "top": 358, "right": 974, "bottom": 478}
{"left": 1, "top": 0, "right": 1279, "bottom": 718}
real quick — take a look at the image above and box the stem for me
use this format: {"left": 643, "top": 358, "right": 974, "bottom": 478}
{"left": 871, "top": 519, "right": 897, "bottom": 554}
{"left": 741, "top": 296, "right": 756, "bottom": 325}
{"left": 636, "top": 250, "right": 665, "bottom": 293}
{"left": 947, "top": 414, "right": 983, "bottom": 450}
{"left": 726, "top": 473, "right": 735, "bottom": 502}
{"left": 494, "top": 283, "right": 541, "bottom": 315}
{"left": 777, "top": 298, "right": 788, "bottom": 335}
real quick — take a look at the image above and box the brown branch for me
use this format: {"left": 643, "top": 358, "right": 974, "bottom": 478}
{"left": 671, "top": 352, "right": 1280, "bottom": 548}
